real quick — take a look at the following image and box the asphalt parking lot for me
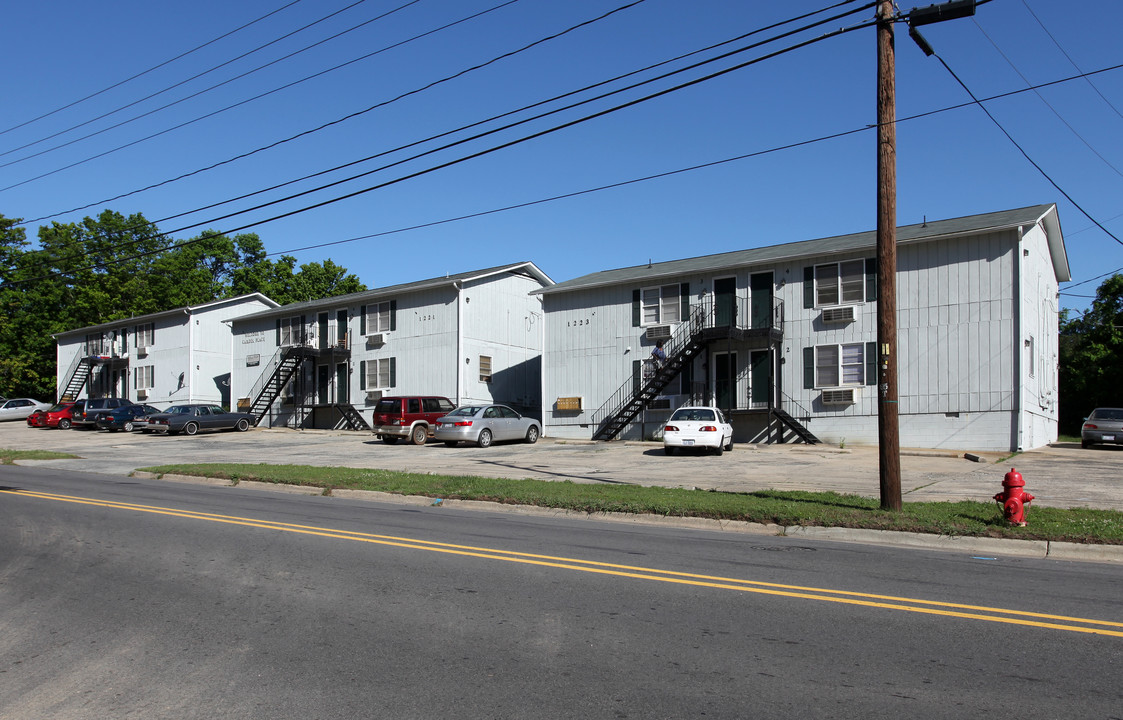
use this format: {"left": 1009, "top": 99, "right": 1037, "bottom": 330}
{"left": 3, "top": 422, "right": 1120, "bottom": 511}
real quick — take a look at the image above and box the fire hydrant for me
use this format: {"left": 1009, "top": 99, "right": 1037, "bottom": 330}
{"left": 994, "top": 468, "right": 1034, "bottom": 527}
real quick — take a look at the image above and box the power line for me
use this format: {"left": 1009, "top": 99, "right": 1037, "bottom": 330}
{"left": 0, "top": 0, "right": 306, "bottom": 137}
{"left": 10, "top": 15, "right": 879, "bottom": 284}
{"left": 0, "top": 0, "right": 400, "bottom": 161}
{"left": 20, "top": 0, "right": 879, "bottom": 244}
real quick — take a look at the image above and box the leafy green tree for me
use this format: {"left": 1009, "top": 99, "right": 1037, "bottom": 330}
{"left": 1059, "top": 274, "right": 1123, "bottom": 433}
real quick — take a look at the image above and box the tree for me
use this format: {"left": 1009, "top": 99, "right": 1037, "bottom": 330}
{"left": 1059, "top": 275, "right": 1123, "bottom": 433}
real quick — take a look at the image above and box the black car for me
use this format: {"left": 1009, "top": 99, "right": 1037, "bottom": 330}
{"left": 145, "top": 404, "right": 257, "bottom": 435}
{"left": 72, "top": 397, "right": 134, "bottom": 428}
{"left": 95, "top": 404, "right": 163, "bottom": 432}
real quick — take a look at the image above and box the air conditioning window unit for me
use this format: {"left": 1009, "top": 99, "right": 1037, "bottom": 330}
{"left": 821, "top": 306, "right": 856, "bottom": 323}
{"left": 366, "top": 333, "right": 386, "bottom": 347}
{"left": 135, "top": 346, "right": 149, "bottom": 357}
{"left": 822, "top": 388, "right": 856, "bottom": 405}
{"left": 136, "top": 389, "right": 149, "bottom": 400}
{"left": 647, "top": 397, "right": 672, "bottom": 411}
{"left": 366, "top": 389, "right": 382, "bottom": 403}
{"left": 645, "top": 325, "right": 671, "bottom": 340}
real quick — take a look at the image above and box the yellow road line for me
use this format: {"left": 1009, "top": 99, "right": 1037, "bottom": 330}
{"left": 6, "top": 488, "right": 1122, "bottom": 637}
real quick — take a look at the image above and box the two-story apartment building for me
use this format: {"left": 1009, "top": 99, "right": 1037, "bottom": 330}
{"left": 229, "top": 262, "right": 553, "bottom": 429}
{"left": 536, "top": 205, "right": 1069, "bottom": 452}
{"left": 54, "top": 294, "right": 279, "bottom": 407}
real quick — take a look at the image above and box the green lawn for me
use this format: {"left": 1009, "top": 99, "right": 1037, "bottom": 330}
{"left": 1, "top": 449, "right": 79, "bottom": 464}
{"left": 137, "top": 462, "right": 1123, "bottom": 545}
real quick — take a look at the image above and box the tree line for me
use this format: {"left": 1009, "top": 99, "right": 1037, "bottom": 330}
{"left": 0, "top": 210, "right": 365, "bottom": 401}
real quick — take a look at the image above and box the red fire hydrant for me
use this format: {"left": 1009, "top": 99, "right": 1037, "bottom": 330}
{"left": 994, "top": 468, "right": 1034, "bottom": 527}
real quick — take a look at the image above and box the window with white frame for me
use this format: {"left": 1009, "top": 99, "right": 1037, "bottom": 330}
{"left": 479, "top": 355, "right": 492, "bottom": 383}
{"left": 815, "top": 260, "right": 866, "bottom": 306}
{"left": 136, "top": 323, "right": 154, "bottom": 348}
{"left": 815, "top": 344, "right": 866, "bottom": 387}
{"left": 365, "top": 302, "right": 392, "bottom": 334}
{"left": 365, "top": 358, "right": 394, "bottom": 389}
{"left": 279, "top": 316, "right": 302, "bottom": 347}
{"left": 641, "top": 284, "right": 680, "bottom": 325}
{"left": 134, "top": 365, "right": 154, "bottom": 390}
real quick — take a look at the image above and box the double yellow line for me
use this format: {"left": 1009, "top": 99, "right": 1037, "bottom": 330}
{"left": 6, "top": 488, "right": 1122, "bottom": 638}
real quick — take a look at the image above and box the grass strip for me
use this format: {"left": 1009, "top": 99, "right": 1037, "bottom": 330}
{"left": 1, "top": 449, "right": 79, "bottom": 464}
{"left": 138, "top": 462, "right": 1123, "bottom": 545}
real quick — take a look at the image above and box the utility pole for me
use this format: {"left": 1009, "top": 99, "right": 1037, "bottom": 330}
{"left": 876, "top": 0, "right": 901, "bottom": 511}
{"left": 876, "top": 0, "right": 977, "bottom": 511}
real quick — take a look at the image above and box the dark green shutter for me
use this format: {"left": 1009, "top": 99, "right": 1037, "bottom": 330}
{"left": 803, "top": 267, "right": 815, "bottom": 308}
{"left": 276, "top": 318, "right": 281, "bottom": 345}
{"left": 866, "top": 258, "right": 878, "bottom": 301}
{"left": 680, "top": 282, "right": 689, "bottom": 321}
{"left": 360, "top": 305, "right": 366, "bottom": 334}
{"left": 803, "top": 347, "right": 815, "bottom": 389}
{"left": 866, "top": 342, "right": 878, "bottom": 386}
{"left": 389, "top": 300, "right": 397, "bottom": 331}
{"left": 389, "top": 357, "right": 396, "bottom": 388}
{"left": 300, "top": 315, "right": 306, "bottom": 344}
{"left": 632, "top": 359, "right": 641, "bottom": 391}
{"left": 632, "top": 290, "right": 641, "bottom": 327}
{"left": 681, "top": 358, "right": 693, "bottom": 396}
{"left": 359, "top": 360, "right": 366, "bottom": 390}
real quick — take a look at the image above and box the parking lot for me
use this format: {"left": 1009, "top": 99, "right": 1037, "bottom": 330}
{"left": 2, "top": 422, "right": 1120, "bottom": 511}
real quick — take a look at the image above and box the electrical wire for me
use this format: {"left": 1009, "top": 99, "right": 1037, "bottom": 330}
{"left": 0, "top": 0, "right": 306, "bottom": 138}
{"left": 9, "top": 14, "right": 879, "bottom": 284}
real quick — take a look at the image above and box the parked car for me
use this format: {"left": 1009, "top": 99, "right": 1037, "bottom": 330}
{"left": 1081, "top": 408, "right": 1123, "bottom": 449}
{"left": 662, "top": 406, "right": 734, "bottom": 456}
{"left": 432, "top": 404, "right": 541, "bottom": 448}
{"left": 72, "top": 397, "right": 134, "bottom": 428}
{"left": 54, "top": 400, "right": 83, "bottom": 429}
{"left": 371, "top": 396, "right": 456, "bottom": 445}
{"left": 145, "top": 404, "right": 257, "bottom": 435}
{"left": 95, "top": 404, "right": 164, "bottom": 432}
{"left": 26, "top": 408, "right": 48, "bottom": 427}
{"left": 0, "top": 398, "right": 52, "bottom": 421}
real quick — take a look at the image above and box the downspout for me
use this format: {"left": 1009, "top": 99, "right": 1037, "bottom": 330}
{"left": 186, "top": 309, "right": 194, "bottom": 403}
{"left": 1012, "top": 226, "right": 1024, "bottom": 451}
{"left": 454, "top": 281, "right": 463, "bottom": 405}
{"left": 538, "top": 296, "right": 545, "bottom": 432}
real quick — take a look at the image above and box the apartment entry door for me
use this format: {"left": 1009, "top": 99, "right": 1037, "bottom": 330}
{"left": 714, "top": 351, "right": 737, "bottom": 410}
{"left": 749, "top": 350, "right": 771, "bottom": 408}
{"left": 317, "top": 365, "right": 330, "bottom": 404}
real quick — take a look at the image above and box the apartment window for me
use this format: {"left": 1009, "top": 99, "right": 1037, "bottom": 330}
{"left": 814, "top": 344, "right": 867, "bottom": 387}
{"left": 641, "top": 284, "right": 680, "bottom": 325}
{"left": 479, "top": 355, "right": 492, "bottom": 383}
{"left": 365, "top": 301, "right": 392, "bottom": 334}
{"left": 279, "top": 316, "right": 302, "bottom": 347}
{"left": 136, "top": 323, "right": 155, "bottom": 348}
{"left": 134, "top": 365, "right": 154, "bottom": 390}
{"left": 362, "top": 358, "right": 396, "bottom": 389}
{"left": 815, "top": 260, "right": 866, "bottom": 307}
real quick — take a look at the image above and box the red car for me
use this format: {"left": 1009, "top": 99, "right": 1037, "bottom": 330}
{"left": 26, "top": 409, "right": 48, "bottom": 427}
{"left": 41, "top": 402, "right": 78, "bottom": 429}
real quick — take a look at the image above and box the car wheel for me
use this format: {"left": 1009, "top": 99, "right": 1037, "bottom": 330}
{"left": 382, "top": 436, "right": 399, "bottom": 445}
{"left": 1082, "top": 439, "right": 1091, "bottom": 449}
{"left": 525, "top": 425, "right": 539, "bottom": 444}
{"left": 713, "top": 443, "right": 723, "bottom": 456}
{"left": 58, "top": 418, "right": 71, "bottom": 429}
{"left": 236, "top": 418, "right": 251, "bottom": 432}
{"left": 477, "top": 429, "right": 493, "bottom": 448}
{"left": 410, "top": 425, "right": 428, "bottom": 445}
{"left": 124, "top": 421, "right": 134, "bottom": 432}
{"left": 725, "top": 436, "right": 733, "bottom": 452}
{"left": 665, "top": 446, "right": 675, "bottom": 456}
{"left": 443, "top": 441, "right": 458, "bottom": 448}
{"left": 184, "top": 422, "right": 199, "bottom": 436}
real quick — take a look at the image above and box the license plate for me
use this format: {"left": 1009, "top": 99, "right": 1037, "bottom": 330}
{"left": 683, "top": 439, "right": 694, "bottom": 446}
{"left": 1104, "top": 435, "right": 1116, "bottom": 441}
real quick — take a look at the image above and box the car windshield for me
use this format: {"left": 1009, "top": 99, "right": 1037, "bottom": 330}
{"left": 670, "top": 408, "right": 716, "bottom": 422}
{"left": 1092, "top": 409, "right": 1123, "bottom": 421}
{"left": 449, "top": 406, "right": 482, "bottom": 417}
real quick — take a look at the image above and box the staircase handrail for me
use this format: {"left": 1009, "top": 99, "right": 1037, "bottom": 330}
{"left": 247, "top": 346, "right": 290, "bottom": 409}
{"left": 59, "top": 351, "right": 86, "bottom": 401}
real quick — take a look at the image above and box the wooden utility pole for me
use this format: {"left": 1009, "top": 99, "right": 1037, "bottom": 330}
{"left": 876, "top": 0, "right": 901, "bottom": 510}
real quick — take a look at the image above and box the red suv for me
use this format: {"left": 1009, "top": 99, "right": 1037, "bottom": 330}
{"left": 372, "top": 396, "right": 455, "bottom": 445}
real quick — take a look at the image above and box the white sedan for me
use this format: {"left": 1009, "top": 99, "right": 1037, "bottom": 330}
{"left": 0, "top": 398, "right": 52, "bottom": 421}
{"left": 663, "top": 406, "right": 734, "bottom": 456}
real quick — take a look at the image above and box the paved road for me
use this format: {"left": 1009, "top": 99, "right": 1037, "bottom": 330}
{"left": 3, "top": 422, "right": 1119, "bottom": 510}
{"left": 3, "top": 466, "right": 1121, "bottom": 719}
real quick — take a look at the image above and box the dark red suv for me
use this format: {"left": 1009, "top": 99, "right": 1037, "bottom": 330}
{"left": 372, "top": 396, "right": 455, "bottom": 445}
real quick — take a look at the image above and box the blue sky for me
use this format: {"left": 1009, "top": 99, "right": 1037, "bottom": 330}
{"left": 2, "top": 0, "right": 1121, "bottom": 316}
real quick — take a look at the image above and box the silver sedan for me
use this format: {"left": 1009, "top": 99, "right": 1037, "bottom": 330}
{"left": 432, "top": 404, "right": 541, "bottom": 448}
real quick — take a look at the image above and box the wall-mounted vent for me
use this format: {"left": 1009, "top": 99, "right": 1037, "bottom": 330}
{"left": 647, "top": 397, "right": 672, "bottom": 411}
{"left": 822, "top": 306, "right": 856, "bottom": 323}
{"left": 645, "top": 325, "right": 671, "bottom": 340}
{"left": 822, "top": 388, "right": 855, "bottom": 405}
{"left": 366, "top": 333, "right": 386, "bottom": 347}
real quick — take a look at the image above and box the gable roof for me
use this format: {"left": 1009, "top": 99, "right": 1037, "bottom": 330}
{"left": 535, "top": 205, "right": 1069, "bottom": 295}
{"left": 53, "top": 293, "right": 279, "bottom": 339}
{"left": 231, "top": 261, "right": 553, "bottom": 322}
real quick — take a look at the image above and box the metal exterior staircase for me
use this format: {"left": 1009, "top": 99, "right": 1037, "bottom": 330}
{"left": 336, "top": 403, "right": 371, "bottom": 430}
{"left": 772, "top": 408, "right": 820, "bottom": 444}
{"left": 247, "top": 346, "right": 315, "bottom": 424}
{"left": 59, "top": 353, "right": 93, "bottom": 401}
